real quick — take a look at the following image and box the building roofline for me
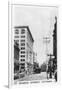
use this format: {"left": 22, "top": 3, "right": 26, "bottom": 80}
{"left": 14, "top": 26, "right": 34, "bottom": 42}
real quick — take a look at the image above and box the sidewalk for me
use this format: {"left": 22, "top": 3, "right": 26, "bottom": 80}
{"left": 41, "top": 78, "right": 55, "bottom": 83}
{"left": 14, "top": 72, "right": 56, "bottom": 84}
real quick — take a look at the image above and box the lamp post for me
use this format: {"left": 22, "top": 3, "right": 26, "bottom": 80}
{"left": 47, "top": 54, "right": 55, "bottom": 78}
{"left": 43, "top": 36, "right": 50, "bottom": 79}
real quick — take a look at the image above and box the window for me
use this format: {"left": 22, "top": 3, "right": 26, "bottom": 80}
{"left": 21, "top": 43, "right": 25, "bottom": 46}
{"left": 21, "top": 59, "right": 25, "bottom": 61}
{"left": 15, "top": 36, "right": 19, "bottom": 38}
{"left": 21, "top": 36, "right": 25, "bottom": 38}
{"left": 21, "top": 55, "right": 25, "bottom": 57}
{"left": 15, "top": 29, "right": 19, "bottom": 34}
{"left": 21, "top": 47, "right": 25, "bottom": 50}
{"left": 21, "top": 63, "right": 25, "bottom": 66}
{"left": 15, "top": 29, "right": 19, "bottom": 31}
{"left": 21, "top": 51, "right": 25, "bottom": 54}
{"left": 21, "top": 40, "right": 25, "bottom": 42}
{"left": 20, "top": 63, "right": 25, "bottom": 69}
{"left": 21, "top": 67, "right": 25, "bottom": 69}
{"left": 21, "top": 29, "right": 25, "bottom": 34}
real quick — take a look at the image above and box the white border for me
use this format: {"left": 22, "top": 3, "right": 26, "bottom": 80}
{"left": 8, "top": 2, "right": 59, "bottom": 88}
{"left": 8, "top": 2, "right": 14, "bottom": 88}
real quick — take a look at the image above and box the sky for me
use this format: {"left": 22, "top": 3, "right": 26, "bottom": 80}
{"left": 12, "top": 5, "right": 58, "bottom": 65}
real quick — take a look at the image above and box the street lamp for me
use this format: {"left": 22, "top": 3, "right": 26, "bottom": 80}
{"left": 43, "top": 36, "right": 50, "bottom": 79}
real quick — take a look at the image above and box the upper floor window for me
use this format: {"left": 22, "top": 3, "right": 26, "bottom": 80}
{"left": 21, "top": 35, "right": 25, "bottom": 38}
{"left": 21, "top": 51, "right": 25, "bottom": 54}
{"left": 21, "top": 40, "right": 25, "bottom": 42}
{"left": 21, "top": 63, "right": 25, "bottom": 66}
{"left": 21, "top": 59, "right": 25, "bottom": 61}
{"left": 21, "top": 47, "right": 25, "bottom": 50}
{"left": 15, "top": 29, "right": 19, "bottom": 34}
{"left": 21, "top": 55, "right": 25, "bottom": 57}
{"left": 21, "top": 29, "right": 25, "bottom": 34}
{"left": 21, "top": 43, "right": 25, "bottom": 46}
{"left": 15, "top": 36, "right": 19, "bottom": 38}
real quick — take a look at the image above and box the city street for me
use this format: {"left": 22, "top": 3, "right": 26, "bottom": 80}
{"left": 14, "top": 72, "right": 55, "bottom": 84}
{"left": 19, "top": 72, "right": 47, "bottom": 81}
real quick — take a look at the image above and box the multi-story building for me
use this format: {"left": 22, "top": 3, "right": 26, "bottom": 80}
{"left": 53, "top": 17, "right": 57, "bottom": 63}
{"left": 14, "top": 40, "right": 19, "bottom": 79}
{"left": 53, "top": 16, "right": 57, "bottom": 73}
{"left": 14, "top": 26, "right": 34, "bottom": 75}
{"left": 47, "top": 17, "right": 57, "bottom": 79}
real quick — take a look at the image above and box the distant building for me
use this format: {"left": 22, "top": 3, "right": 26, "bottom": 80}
{"left": 14, "top": 26, "right": 34, "bottom": 75}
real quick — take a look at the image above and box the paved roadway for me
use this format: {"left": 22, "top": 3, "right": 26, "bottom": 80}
{"left": 19, "top": 72, "right": 47, "bottom": 81}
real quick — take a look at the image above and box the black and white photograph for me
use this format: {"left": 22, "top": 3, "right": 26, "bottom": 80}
{"left": 11, "top": 4, "right": 58, "bottom": 84}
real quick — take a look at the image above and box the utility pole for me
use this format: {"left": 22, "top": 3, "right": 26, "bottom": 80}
{"left": 43, "top": 36, "right": 50, "bottom": 79}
